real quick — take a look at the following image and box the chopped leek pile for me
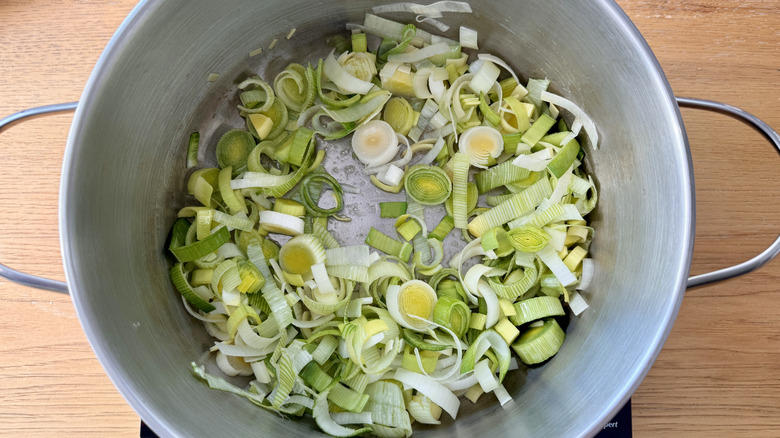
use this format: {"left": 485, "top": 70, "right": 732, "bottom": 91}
{"left": 168, "top": 6, "right": 598, "bottom": 437}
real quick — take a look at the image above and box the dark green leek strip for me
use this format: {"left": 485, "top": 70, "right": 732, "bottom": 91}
{"left": 432, "top": 296, "right": 471, "bottom": 338}
{"left": 429, "top": 215, "right": 454, "bottom": 241}
{"left": 520, "top": 113, "right": 556, "bottom": 147}
{"left": 170, "top": 226, "right": 230, "bottom": 262}
{"left": 379, "top": 201, "right": 407, "bottom": 218}
{"left": 301, "top": 173, "right": 344, "bottom": 217}
{"left": 170, "top": 263, "right": 215, "bottom": 312}
{"left": 365, "top": 227, "right": 412, "bottom": 262}
{"left": 315, "top": 60, "right": 361, "bottom": 108}
{"left": 546, "top": 138, "right": 580, "bottom": 178}
{"left": 288, "top": 128, "right": 315, "bottom": 167}
{"left": 168, "top": 218, "right": 191, "bottom": 251}
{"left": 402, "top": 329, "right": 451, "bottom": 351}
{"left": 263, "top": 143, "right": 314, "bottom": 198}
{"left": 186, "top": 132, "right": 199, "bottom": 169}
{"left": 474, "top": 160, "right": 532, "bottom": 193}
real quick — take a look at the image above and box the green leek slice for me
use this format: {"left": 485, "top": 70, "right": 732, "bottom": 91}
{"left": 278, "top": 234, "right": 326, "bottom": 276}
{"left": 216, "top": 129, "right": 255, "bottom": 176}
{"left": 520, "top": 113, "right": 556, "bottom": 147}
{"left": 467, "top": 177, "right": 551, "bottom": 237}
{"left": 386, "top": 280, "right": 438, "bottom": 331}
{"left": 301, "top": 173, "right": 344, "bottom": 217}
{"left": 404, "top": 164, "right": 452, "bottom": 206}
{"left": 169, "top": 226, "right": 230, "bottom": 262}
{"left": 170, "top": 263, "right": 215, "bottom": 312}
{"left": 379, "top": 201, "right": 407, "bottom": 218}
{"left": 451, "top": 152, "right": 470, "bottom": 228}
{"left": 365, "top": 227, "right": 412, "bottom": 262}
{"left": 509, "top": 296, "right": 565, "bottom": 326}
{"left": 432, "top": 295, "right": 471, "bottom": 338}
{"left": 429, "top": 214, "right": 454, "bottom": 241}
{"left": 506, "top": 225, "right": 551, "bottom": 252}
{"left": 547, "top": 138, "right": 580, "bottom": 178}
{"left": 511, "top": 318, "right": 565, "bottom": 365}
{"left": 474, "top": 160, "right": 532, "bottom": 194}
{"left": 186, "top": 132, "right": 199, "bottom": 169}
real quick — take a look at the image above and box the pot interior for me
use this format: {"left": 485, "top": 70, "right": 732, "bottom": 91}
{"left": 62, "top": 0, "right": 692, "bottom": 436}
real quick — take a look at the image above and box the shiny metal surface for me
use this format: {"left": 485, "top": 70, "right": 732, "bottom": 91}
{"left": 60, "top": 1, "right": 693, "bottom": 437}
{"left": 678, "top": 97, "right": 780, "bottom": 288}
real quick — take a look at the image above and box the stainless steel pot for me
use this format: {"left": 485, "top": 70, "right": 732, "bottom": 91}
{"left": 1, "top": 0, "right": 778, "bottom": 437}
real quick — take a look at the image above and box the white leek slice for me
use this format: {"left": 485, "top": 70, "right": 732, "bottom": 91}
{"left": 419, "top": 137, "right": 445, "bottom": 165}
{"left": 258, "top": 211, "right": 304, "bottom": 236}
{"left": 468, "top": 60, "right": 500, "bottom": 96}
{"left": 216, "top": 351, "right": 253, "bottom": 376}
{"left": 568, "top": 290, "right": 589, "bottom": 316}
{"left": 459, "top": 26, "right": 478, "bottom": 49}
{"left": 412, "top": 67, "right": 449, "bottom": 99}
{"left": 378, "top": 164, "right": 405, "bottom": 186}
{"left": 512, "top": 148, "right": 554, "bottom": 171}
{"left": 311, "top": 262, "right": 337, "bottom": 295}
{"left": 407, "top": 395, "right": 442, "bottom": 425}
{"left": 459, "top": 126, "right": 504, "bottom": 167}
{"left": 493, "top": 383, "right": 513, "bottom": 406}
{"left": 386, "top": 280, "right": 438, "bottom": 331}
{"left": 540, "top": 90, "right": 599, "bottom": 149}
{"left": 476, "top": 280, "right": 500, "bottom": 328}
{"left": 388, "top": 42, "right": 450, "bottom": 63}
{"left": 372, "top": 1, "right": 472, "bottom": 18}
{"left": 393, "top": 368, "right": 460, "bottom": 419}
{"left": 473, "top": 359, "right": 498, "bottom": 392}
{"left": 352, "top": 120, "right": 399, "bottom": 166}
{"left": 477, "top": 54, "right": 528, "bottom": 98}
{"left": 577, "top": 258, "right": 595, "bottom": 291}
{"left": 323, "top": 51, "right": 374, "bottom": 95}
{"left": 362, "top": 14, "right": 432, "bottom": 46}
{"left": 537, "top": 244, "right": 577, "bottom": 287}
{"left": 331, "top": 412, "right": 373, "bottom": 426}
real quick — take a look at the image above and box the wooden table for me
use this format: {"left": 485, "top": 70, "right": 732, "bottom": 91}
{"left": 0, "top": 1, "right": 777, "bottom": 436}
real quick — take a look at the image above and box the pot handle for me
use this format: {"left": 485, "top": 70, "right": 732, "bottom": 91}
{"left": 0, "top": 102, "right": 78, "bottom": 294}
{"left": 679, "top": 97, "right": 780, "bottom": 288}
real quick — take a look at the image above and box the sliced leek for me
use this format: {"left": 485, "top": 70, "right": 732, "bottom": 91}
{"left": 404, "top": 164, "right": 452, "bottom": 205}
{"left": 171, "top": 12, "right": 602, "bottom": 436}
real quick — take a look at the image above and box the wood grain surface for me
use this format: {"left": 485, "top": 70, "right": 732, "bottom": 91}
{"left": 0, "top": 0, "right": 777, "bottom": 436}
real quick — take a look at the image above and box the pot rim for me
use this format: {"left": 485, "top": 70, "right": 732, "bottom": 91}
{"left": 59, "top": 1, "right": 694, "bottom": 436}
